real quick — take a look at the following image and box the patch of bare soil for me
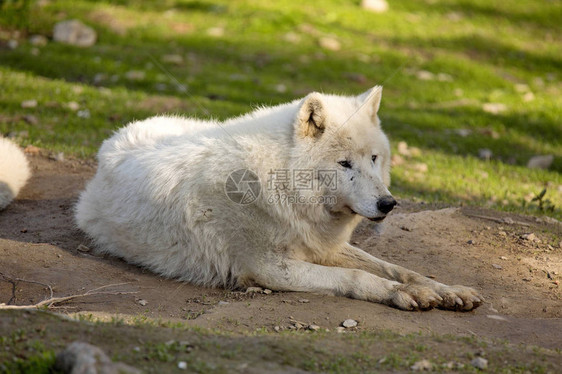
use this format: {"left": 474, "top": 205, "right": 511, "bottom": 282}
{"left": 1, "top": 155, "right": 561, "bottom": 351}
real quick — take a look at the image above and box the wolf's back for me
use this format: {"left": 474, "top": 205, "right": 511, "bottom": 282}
{"left": 0, "top": 138, "right": 30, "bottom": 210}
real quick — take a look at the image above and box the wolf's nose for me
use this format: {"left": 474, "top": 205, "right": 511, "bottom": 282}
{"left": 377, "top": 196, "right": 397, "bottom": 214}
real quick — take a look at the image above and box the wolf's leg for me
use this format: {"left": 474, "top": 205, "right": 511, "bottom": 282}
{"left": 322, "top": 244, "right": 482, "bottom": 311}
{"left": 245, "top": 257, "right": 442, "bottom": 311}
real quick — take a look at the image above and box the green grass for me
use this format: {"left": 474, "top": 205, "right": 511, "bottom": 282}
{"left": 0, "top": 310, "right": 559, "bottom": 373}
{"left": 1, "top": 0, "right": 560, "bottom": 218}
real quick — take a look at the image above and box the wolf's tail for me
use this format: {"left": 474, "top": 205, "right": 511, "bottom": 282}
{"left": 0, "top": 137, "right": 31, "bottom": 210}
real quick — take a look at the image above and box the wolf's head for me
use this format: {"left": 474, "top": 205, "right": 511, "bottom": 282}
{"left": 291, "top": 86, "right": 395, "bottom": 221}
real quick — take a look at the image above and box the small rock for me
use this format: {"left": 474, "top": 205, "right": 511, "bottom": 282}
{"left": 526, "top": 155, "right": 553, "bottom": 170}
{"left": 499, "top": 256, "right": 508, "bottom": 260}
{"left": 8, "top": 39, "right": 18, "bottom": 49}
{"left": 54, "top": 342, "right": 140, "bottom": 374}
{"left": 161, "top": 54, "right": 184, "bottom": 65}
{"left": 298, "top": 299, "right": 310, "bottom": 303}
{"left": 76, "top": 244, "right": 90, "bottom": 252}
{"left": 361, "top": 0, "right": 388, "bottom": 13}
{"left": 336, "top": 326, "right": 346, "bottom": 333}
{"left": 245, "top": 287, "right": 263, "bottom": 294}
{"left": 53, "top": 20, "right": 97, "bottom": 47}
{"left": 413, "top": 163, "right": 428, "bottom": 173}
{"left": 470, "top": 357, "right": 488, "bottom": 370}
{"left": 274, "top": 83, "right": 287, "bottom": 93}
{"left": 21, "top": 100, "right": 38, "bottom": 108}
{"left": 522, "top": 91, "right": 535, "bottom": 102}
{"left": 482, "top": 102, "right": 507, "bottom": 114}
{"left": 218, "top": 301, "right": 229, "bottom": 305}
{"left": 263, "top": 289, "right": 272, "bottom": 295}
{"left": 443, "top": 361, "right": 455, "bottom": 369}
{"left": 397, "top": 141, "right": 410, "bottom": 156}
{"left": 273, "top": 326, "right": 280, "bottom": 332}
{"left": 50, "top": 152, "right": 65, "bottom": 162}
{"left": 77, "top": 109, "right": 90, "bottom": 119}
{"left": 308, "top": 324, "right": 320, "bottom": 331}
{"left": 411, "top": 359, "right": 432, "bottom": 371}
{"left": 206, "top": 27, "right": 224, "bottom": 37}
{"left": 67, "top": 101, "right": 80, "bottom": 111}
{"left": 283, "top": 32, "right": 301, "bottom": 44}
{"left": 486, "top": 314, "right": 507, "bottom": 321}
{"left": 492, "top": 264, "right": 502, "bottom": 270}
{"left": 24, "top": 145, "right": 41, "bottom": 155}
{"left": 293, "top": 322, "right": 304, "bottom": 330}
{"left": 318, "top": 37, "right": 341, "bottom": 51}
{"left": 498, "top": 231, "right": 507, "bottom": 237}
{"left": 478, "top": 148, "right": 493, "bottom": 161}
{"left": 416, "top": 70, "right": 434, "bottom": 81}
{"left": 400, "top": 225, "right": 413, "bottom": 232}
{"left": 125, "top": 70, "right": 146, "bottom": 81}
{"left": 437, "top": 72, "right": 453, "bottom": 82}
{"left": 137, "top": 299, "right": 147, "bottom": 306}
{"left": 23, "top": 114, "right": 39, "bottom": 125}
{"left": 342, "top": 319, "right": 358, "bottom": 328}
{"left": 520, "top": 233, "right": 537, "bottom": 241}
{"left": 178, "top": 361, "right": 187, "bottom": 370}
{"left": 29, "top": 35, "right": 48, "bottom": 46}
{"left": 467, "top": 239, "right": 475, "bottom": 245}
{"left": 455, "top": 128, "right": 472, "bottom": 137}
{"left": 132, "top": 346, "right": 141, "bottom": 352}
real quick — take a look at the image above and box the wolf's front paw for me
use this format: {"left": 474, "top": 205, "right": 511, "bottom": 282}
{"left": 437, "top": 285, "right": 483, "bottom": 311}
{"left": 388, "top": 284, "right": 443, "bottom": 311}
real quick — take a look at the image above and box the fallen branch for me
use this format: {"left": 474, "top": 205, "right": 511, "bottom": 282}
{"left": 0, "top": 280, "right": 137, "bottom": 310}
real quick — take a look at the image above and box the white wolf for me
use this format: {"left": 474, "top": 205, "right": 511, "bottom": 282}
{"left": 76, "top": 86, "right": 482, "bottom": 311}
{"left": 0, "top": 137, "right": 30, "bottom": 210}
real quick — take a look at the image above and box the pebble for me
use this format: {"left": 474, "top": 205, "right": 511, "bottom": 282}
{"left": 50, "top": 152, "right": 65, "bottom": 162}
{"left": 263, "top": 288, "right": 272, "bottom": 295}
{"left": 336, "top": 326, "right": 346, "bottom": 333}
{"left": 520, "top": 233, "right": 537, "bottom": 242}
{"left": 308, "top": 324, "right": 320, "bottom": 331}
{"left": 526, "top": 155, "right": 553, "bottom": 170}
{"left": 177, "top": 361, "right": 187, "bottom": 370}
{"left": 492, "top": 264, "right": 502, "bottom": 270}
{"left": 470, "top": 357, "right": 488, "bottom": 370}
{"left": 125, "top": 70, "right": 146, "bottom": 81}
{"left": 298, "top": 299, "right": 310, "bottom": 303}
{"left": 318, "top": 37, "right": 341, "bottom": 51}
{"left": 361, "top": 0, "right": 388, "bottom": 13}
{"left": 21, "top": 100, "right": 38, "bottom": 108}
{"left": 53, "top": 19, "right": 97, "bottom": 47}
{"left": 482, "top": 102, "right": 507, "bottom": 114}
{"left": 24, "top": 145, "right": 41, "bottom": 155}
{"left": 499, "top": 256, "right": 508, "bottom": 260}
{"left": 245, "top": 287, "right": 263, "bottom": 294}
{"left": 206, "top": 27, "right": 224, "bottom": 37}
{"left": 23, "top": 114, "right": 39, "bottom": 125}
{"left": 498, "top": 231, "right": 507, "bottom": 237}
{"left": 137, "top": 299, "right": 148, "bottom": 306}
{"left": 467, "top": 239, "right": 475, "bottom": 245}
{"left": 28, "top": 35, "right": 47, "bottom": 47}
{"left": 411, "top": 359, "right": 432, "bottom": 371}
{"left": 342, "top": 319, "right": 358, "bottom": 328}
{"left": 161, "top": 54, "right": 183, "bottom": 65}
{"left": 273, "top": 326, "right": 280, "bottom": 332}
{"left": 77, "top": 244, "right": 90, "bottom": 252}
{"left": 67, "top": 101, "right": 80, "bottom": 111}
{"left": 478, "top": 148, "right": 493, "bottom": 161}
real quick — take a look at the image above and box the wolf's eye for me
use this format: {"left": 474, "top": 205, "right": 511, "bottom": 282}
{"left": 338, "top": 160, "right": 352, "bottom": 169}
{"left": 371, "top": 155, "right": 378, "bottom": 163}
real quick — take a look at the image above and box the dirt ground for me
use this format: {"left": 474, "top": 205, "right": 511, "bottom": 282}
{"left": 1, "top": 154, "right": 561, "bottom": 352}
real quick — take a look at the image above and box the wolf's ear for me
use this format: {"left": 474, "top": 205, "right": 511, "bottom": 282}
{"left": 359, "top": 85, "right": 383, "bottom": 120}
{"left": 297, "top": 92, "right": 326, "bottom": 138}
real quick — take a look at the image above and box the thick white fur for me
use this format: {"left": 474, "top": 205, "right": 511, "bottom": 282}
{"left": 76, "top": 87, "right": 482, "bottom": 311}
{"left": 0, "top": 138, "right": 30, "bottom": 210}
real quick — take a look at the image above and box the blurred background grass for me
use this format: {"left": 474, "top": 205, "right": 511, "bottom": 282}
{"left": 0, "top": 0, "right": 560, "bottom": 218}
